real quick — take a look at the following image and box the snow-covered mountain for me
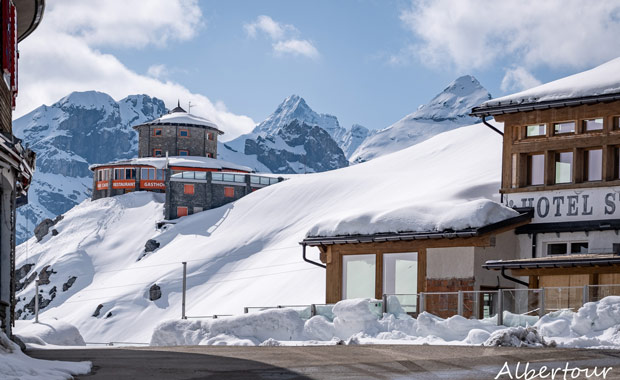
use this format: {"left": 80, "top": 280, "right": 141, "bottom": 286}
{"left": 219, "top": 95, "right": 355, "bottom": 173}
{"left": 349, "top": 75, "right": 491, "bottom": 163}
{"left": 13, "top": 91, "right": 167, "bottom": 243}
{"left": 14, "top": 121, "right": 504, "bottom": 343}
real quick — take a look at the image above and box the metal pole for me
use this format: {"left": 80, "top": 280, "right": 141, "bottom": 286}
{"left": 34, "top": 280, "right": 39, "bottom": 323}
{"left": 310, "top": 304, "right": 317, "bottom": 317}
{"left": 244, "top": 307, "right": 249, "bottom": 314}
{"left": 582, "top": 285, "right": 589, "bottom": 305}
{"left": 419, "top": 293, "right": 425, "bottom": 314}
{"left": 457, "top": 290, "right": 464, "bottom": 317}
{"left": 497, "top": 290, "right": 504, "bottom": 326}
{"left": 181, "top": 262, "right": 187, "bottom": 320}
{"left": 474, "top": 291, "right": 480, "bottom": 320}
{"left": 539, "top": 288, "right": 545, "bottom": 317}
{"left": 381, "top": 294, "right": 388, "bottom": 314}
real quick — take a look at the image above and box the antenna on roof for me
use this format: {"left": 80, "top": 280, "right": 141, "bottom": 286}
{"left": 188, "top": 101, "right": 192, "bottom": 114}
{"left": 177, "top": 99, "right": 180, "bottom": 108}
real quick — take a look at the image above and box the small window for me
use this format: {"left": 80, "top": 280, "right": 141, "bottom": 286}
{"left": 224, "top": 186, "right": 235, "bottom": 197}
{"left": 114, "top": 168, "right": 124, "bottom": 180}
{"left": 207, "top": 152, "right": 214, "bottom": 158}
{"left": 584, "top": 149, "right": 602, "bottom": 181}
{"left": 571, "top": 242, "right": 588, "bottom": 254}
{"left": 525, "top": 124, "right": 546, "bottom": 137}
{"left": 195, "top": 171, "right": 207, "bottom": 180}
{"left": 207, "top": 132, "right": 214, "bottom": 141}
{"left": 583, "top": 118, "right": 603, "bottom": 132}
{"left": 153, "top": 149, "right": 163, "bottom": 157}
{"left": 547, "top": 243, "right": 567, "bottom": 255}
{"left": 527, "top": 154, "right": 545, "bottom": 186}
{"left": 177, "top": 207, "right": 188, "bottom": 217}
{"left": 179, "top": 129, "right": 189, "bottom": 137}
{"left": 554, "top": 121, "right": 575, "bottom": 134}
{"left": 234, "top": 174, "right": 245, "bottom": 183}
{"left": 179, "top": 150, "right": 189, "bottom": 156}
{"left": 153, "top": 128, "right": 163, "bottom": 136}
{"left": 555, "top": 151, "right": 573, "bottom": 184}
{"left": 212, "top": 173, "right": 223, "bottom": 181}
{"left": 184, "top": 184, "right": 194, "bottom": 195}
{"left": 141, "top": 168, "right": 149, "bottom": 179}
{"left": 614, "top": 116, "right": 620, "bottom": 130}
{"left": 125, "top": 168, "right": 135, "bottom": 179}
{"left": 223, "top": 173, "right": 235, "bottom": 182}
{"left": 156, "top": 169, "right": 164, "bottom": 180}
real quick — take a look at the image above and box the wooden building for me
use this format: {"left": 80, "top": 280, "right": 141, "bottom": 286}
{"left": 301, "top": 211, "right": 531, "bottom": 316}
{"left": 470, "top": 58, "right": 620, "bottom": 300}
{"left": 0, "top": 0, "right": 44, "bottom": 337}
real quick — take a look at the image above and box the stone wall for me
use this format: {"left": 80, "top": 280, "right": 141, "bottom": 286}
{"left": 136, "top": 124, "right": 218, "bottom": 158}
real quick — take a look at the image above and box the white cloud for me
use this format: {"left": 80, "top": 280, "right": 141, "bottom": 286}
{"left": 399, "top": 0, "right": 620, "bottom": 71}
{"left": 273, "top": 39, "right": 319, "bottom": 60}
{"left": 14, "top": 0, "right": 255, "bottom": 141}
{"left": 244, "top": 15, "right": 319, "bottom": 60}
{"left": 501, "top": 67, "right": 542, "bottom": 92}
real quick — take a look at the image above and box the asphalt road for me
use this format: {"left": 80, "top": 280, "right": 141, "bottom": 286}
{"left": 28, "top": 345, "right": 620, "bottom": 380}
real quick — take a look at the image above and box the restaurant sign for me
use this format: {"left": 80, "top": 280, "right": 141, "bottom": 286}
{"left": 504, "top": 187, "right": 620, "bottom": 223}
{"left": 112, "top": 180, "right": 136, "bottom": 189}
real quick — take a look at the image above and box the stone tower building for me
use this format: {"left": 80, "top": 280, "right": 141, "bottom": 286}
{"left": 133, "top": 103, "right": 223, "bottom": 158}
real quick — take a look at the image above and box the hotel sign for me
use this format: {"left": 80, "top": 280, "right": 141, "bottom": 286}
{"left": 504, "top": 187, "right": 620, "bottom": 223}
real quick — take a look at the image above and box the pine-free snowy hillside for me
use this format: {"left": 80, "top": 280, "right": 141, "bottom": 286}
{"left": 350, "top": 76, "right": 491, "bottom": 163}
{"left": 15, "top": 121, "right": 505, "bottom": 343}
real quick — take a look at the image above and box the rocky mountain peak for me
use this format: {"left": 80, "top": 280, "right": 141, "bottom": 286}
{"left": 410, "top": 75, "right": 491, "bottom": 122}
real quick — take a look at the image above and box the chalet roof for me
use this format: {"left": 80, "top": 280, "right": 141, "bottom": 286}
{"left": 471, "top": 57, "right": 620, "bottom": 117}
{"left": 483, "top": 254, "right": 620, "bottom": 270}
{"left": 300, "top": 209, "right": 532, "bottom": 246}
{"left": 89, "top": 156, "right": 253, "bottom": 173}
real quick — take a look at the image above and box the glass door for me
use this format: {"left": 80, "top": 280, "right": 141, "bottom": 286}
{"left": 383, "top": 252, "right": 418, "bottom": 313}
{"left": 342, "top": 254, "right": 376, "bottom": 299}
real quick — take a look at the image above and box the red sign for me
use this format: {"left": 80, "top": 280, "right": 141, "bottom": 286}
{"left": 112, "top": 180, "right": 136, "bottom": 189}
{"left": 140, "top": 180, "right": 165, "bottom": 189}
{"left": 96, "top": 181, "right": 109, "bottom": 190}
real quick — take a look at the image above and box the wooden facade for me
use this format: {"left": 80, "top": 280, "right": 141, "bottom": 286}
{"left": 494, "top": 100, "right": 620, "bottom": 194}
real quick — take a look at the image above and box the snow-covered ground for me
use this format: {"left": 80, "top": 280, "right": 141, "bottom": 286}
{"left": 0, "top": 332, "right": 90, "bottom": 379}
{"left": 151, "top": 296, "right": 620, "bottom": 349}
{"left": 15, "top": 122, "right": 506, "bottom": 344}
{"left": 14, "top": 319, "right": 86, "bottom": 348}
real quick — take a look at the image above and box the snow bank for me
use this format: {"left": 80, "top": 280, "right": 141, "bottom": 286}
{"left": 307, "top": 199, "right": 518, "bottom": 237}
{"left": 0, "top": 332, "right": 90, "bottom": 380}
{"left": 151, "top": 296, "right": 620, "bottom": 348}
{"left": 14, "top": 319, "right": 86, "bottom": 347}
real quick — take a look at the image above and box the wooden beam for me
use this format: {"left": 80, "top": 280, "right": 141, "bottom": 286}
{"left": 510, "top": 265, "right": 620, "bottom": 277}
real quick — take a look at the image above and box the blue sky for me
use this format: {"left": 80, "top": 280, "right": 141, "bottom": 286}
{"left": 16, "top": 0, "right": 620, "bottom": 139}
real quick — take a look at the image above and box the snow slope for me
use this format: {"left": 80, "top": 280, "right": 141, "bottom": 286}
{"left": 15, "top": 121, "right": 504, "bottom": 343}
{"left": 350, "top": 75, "right": 491, "bottom": 163}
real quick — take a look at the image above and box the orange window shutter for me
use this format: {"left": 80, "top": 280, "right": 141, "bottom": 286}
{"left": 177, "top": 207, "right": 188, "bottom": 217}
{"left": 224, "top": 187, "right": 234, "bottom": 197}
{"left": 184, "top": 184, "right": 194, "bottom": 194}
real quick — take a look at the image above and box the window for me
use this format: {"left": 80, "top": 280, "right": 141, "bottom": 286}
{"left": 614, "top": 116, "right": 620, "bottom": 130}
{"left": 207, "top": 152, "right": 214, "bottom": 158}
{"left": 153, "top": 128, "right": 163, "bottom": 136}
{"left": 383, "top": 252, "right": 418, "bottom": 313}
{"left": 342, "top": 254, "right": 376, "bottom": 299}
{"left": 179, "top": 150, "right": 188, "bottom": 156}
{"left": 547, "top": 242, "right": 588, "bottom": 255}
{"left": 125, "top": 168, "right": 135, "bottom": 179}
{"left": 584, "top": 149, "right": 602, "bottom": 181}
{"left": 554, "top": 121, "right": 575, "bottom": 134}
{"left": 177, "top": 206, "right": 188, "bottom": 217}
{"left": 153, "top": 149, "right": 163, "bottom": 157}
{"left": 207, "top": 132, "right": 214, "bottom": 141}
{"left": 525, "top": 124, "right": 546, "bottom": 137}
{"left": 555, "top": 151, "right": 573, "bottom": 183}
{"left": 527, "top": 154, "right": 545, "bottom": 186}
{"left": 224, "top": 186, "right": 235, "bottom": 197}
{"left": 179, "top": 129, "right": 189, "bottom": 137}
{"left": 157, "top": 169, "right": 164, "bottom": 180}
{"left": 114, "top": 168, "right": 124, "bottom": 180}
{"left": 184, "top": 184, "right": 194, "bottom": 195}
{"left": 583, "top": 118, "right": 603, "bottom": 132}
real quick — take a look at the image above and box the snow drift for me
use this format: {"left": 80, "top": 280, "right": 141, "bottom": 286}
{"left": 151, "top": 296, "right": 620, "bottom": 349}
{"left": 16, "top": 122, "right": 506, "bottom": 344}
{"left": 14, "top": 319, "right": 86, "bottom": 347}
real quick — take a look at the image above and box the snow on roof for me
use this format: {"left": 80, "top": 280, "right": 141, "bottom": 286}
{"left": 139, "top": 110, "right": 223, "bottom": 133}
{"left": 305, "top": 199, "right": 518, "bottom": 238}
{"left": 89, "top": 156, "right": 253, "bottom": 173}
{"left": 479, "top": 57, "right": 620, "bottom": 110}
